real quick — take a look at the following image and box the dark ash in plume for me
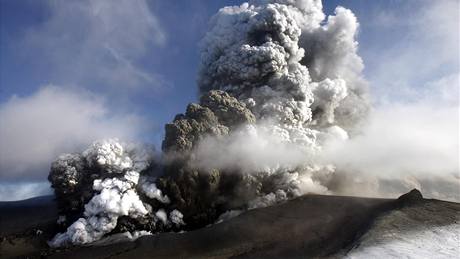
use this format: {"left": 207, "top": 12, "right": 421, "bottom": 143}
{"left": 48, "top": 0, "right": 372, "bottom": 246}
{"left": 162, "top": 90, "right": 256, "bottom": 153}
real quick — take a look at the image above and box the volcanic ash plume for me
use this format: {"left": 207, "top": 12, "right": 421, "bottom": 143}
{"left": 48, "top": 139, "right": 184, "bottom": 247}
{"left": 199, "top": 0, "right": 368, "bottom": 131}
{"left": 49, "top": 0, "right": 369, "bottom": 246}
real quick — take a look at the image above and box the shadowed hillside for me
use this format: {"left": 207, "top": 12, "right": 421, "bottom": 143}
{"left": 1, "top": 190, "right": 458, "bottom": 258}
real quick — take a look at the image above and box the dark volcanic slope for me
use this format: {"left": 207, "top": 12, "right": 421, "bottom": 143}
{"left": 50, "top": 195, "right": 393, "bottom": 259}
{"left": 1, "top": 191, "right": 459, "bottom": 259}
{"left": 0, "top": 195, "right": 58, "bottom": 258}
{"left": 0, "top": 195, "right": 57, "bottom": 236}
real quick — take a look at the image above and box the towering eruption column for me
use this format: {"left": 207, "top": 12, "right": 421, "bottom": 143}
{"left": 48, "top": 0, "right": 369, "bottom": 246}
{"left": 160, "top": 0, "right": 369, "bottom": 226}
{"left": 199, "top": 0, "right": 368, "bottom": 134}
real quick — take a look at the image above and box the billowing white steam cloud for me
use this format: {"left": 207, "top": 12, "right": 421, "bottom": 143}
{"left": 49, "top": 139, "right": 184, "bottom": 247}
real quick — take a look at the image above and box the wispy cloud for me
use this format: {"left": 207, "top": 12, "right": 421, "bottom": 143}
{"left": 362, "top": 0, "right": 459, "bottom": 102}
{"left": 321, "top": 77, "right": 459, "bottom": 201}
{"left": 22, "top": 0, "right": 167, "bottom": 93}
{"left": 0, "top": 86, "right": 148, "bottom": 181}
{"left": 321, "top": 0, "right": 460, "bottom": 200}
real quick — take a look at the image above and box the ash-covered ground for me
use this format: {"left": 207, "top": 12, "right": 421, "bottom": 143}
{"left": 1, "top": 190, "right": 459, "bottom": 258}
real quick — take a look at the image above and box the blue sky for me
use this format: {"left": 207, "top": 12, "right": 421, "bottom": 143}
{"left": 0, "top": 0, "right": 458, "bottom": 200}
{"left": 0, "top": 0, "right": 244, "bottom": 136}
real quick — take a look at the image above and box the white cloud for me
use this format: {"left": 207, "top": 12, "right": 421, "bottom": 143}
{"left": 324, "top": 93, "right": 458, "bottom": 178}
{"left": 23, "top": 0, "right": 166, "bottom": 92}
{"left": 363, "top": 0, "right": 459, "bottom": 102}
{"left": 319, "top": 72, "right": 460, "bottom": 201}
{"left": 313, "top": 0, "right": 460, "bottom": 200}
{"left": 0, "top": 86, "right": 147, "bottom": 181}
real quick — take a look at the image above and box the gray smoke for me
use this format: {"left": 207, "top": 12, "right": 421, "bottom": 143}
{"left": 49, "top": 0, "right": 368, "bottom": 246}
{"left": 153, "top": 0, "right": 368, "bottom": 229}
{"left": 47, "top": 0, "right": 458, "bottom": 247}
{"left": 190, "top": 0, "right": 366, "bottom": 200}
{"left": 198, "top": 0, "right": 368, "bottom": 132}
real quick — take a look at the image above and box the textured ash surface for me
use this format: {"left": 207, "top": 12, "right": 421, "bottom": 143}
{"left": 2, "top": 190, "right": 459, "bottom": 259}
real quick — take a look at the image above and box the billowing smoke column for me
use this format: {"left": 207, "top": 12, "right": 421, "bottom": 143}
{"left": 48, "top": 140, "right": 184, "bottom": 247}
{"left": 199, "top": 0, "right": 367, "bottom": 132}
{"left": 49, "top": 0, "right": 368, "bottom": 246}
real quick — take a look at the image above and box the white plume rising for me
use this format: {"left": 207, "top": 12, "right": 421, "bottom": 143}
{"left": 49, "top": 139, "right": 184, "bottom": 247}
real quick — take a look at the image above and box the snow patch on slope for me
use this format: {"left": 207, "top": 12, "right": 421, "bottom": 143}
{"left": 346, "top": 223, "right": 460, "bottom": 259}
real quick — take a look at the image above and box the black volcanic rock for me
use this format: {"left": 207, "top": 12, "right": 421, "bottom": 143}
{"left": 397, "top": 188, "right": 424, "bottom": 206}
